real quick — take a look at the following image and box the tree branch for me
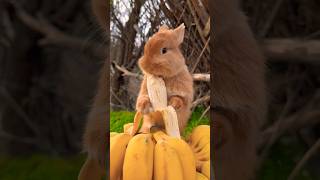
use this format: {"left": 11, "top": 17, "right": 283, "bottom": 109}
{"left": 192, "top": 95, "right": 210, "bottom": 108}
{"left": 262, "top": 38, "right": 320, "bottom": 64}
{"left": 288, "top": 138, "right": 320, "bottom": 180}
{"left": 7, "top": 0, "right": 105, "bottom": 59}
{"left": 259, "top": 90, "right": 320, "bottom": 150}
{"left": 192, "top": 73, "right": 210, "bottom": 82}
{"left": 7, "top": 1, "right": 320, "bottom": 64}
{"left": 0, "top": 130, "right": 37, "bottom": 144}
{"left": 0, "top": 87, "right": 41, "bottom": 137}
{"left": 113, "top": 62, "right": 210, "bottom": 82}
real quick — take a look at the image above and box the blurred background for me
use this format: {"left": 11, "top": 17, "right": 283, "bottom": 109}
{"left": 243, "top": 0, "right": 320, "bottom": 179}
{"left": 0, "top": 0, "right": 106, "bottom": 179}
{"left": 0, "top": 0, "right": 319, "bottom": 180}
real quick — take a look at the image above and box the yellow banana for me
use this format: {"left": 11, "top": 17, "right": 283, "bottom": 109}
{"left": 195, "top": 143, "right": 210, "bottom": 161}
{"left": 153, "top": 131, "right": 196, "bottom": 180}
{"left": 188, "top": 125, "right": 210, "bottom": 170}
{"left": 154, "top": 141, "right": 184, "bottom": 180}
{"left": 123, "top": 123, "right": 133, "bottom": 134}
{"left": 201, "top": 161, "right": 210, "bottom": 179}
{"left": 196, "top": 172, "right": 208, "bottom": 180}
{"left": 192, "top": 135, "right": 210, "bottom": 152}
{"left": 194, "top": 143, "right": 210, "bottom": 170}
{"left": 189, "top": 125, "right": 210, "bottom": 149}
{"left": 110, "top": 132, "right": 119, "bottom": 137}
{"left": 110, "top": 133, "right": 131, "bottom": 180}
{"left": 123, "top": 133, "right": 154, "bottom": 180}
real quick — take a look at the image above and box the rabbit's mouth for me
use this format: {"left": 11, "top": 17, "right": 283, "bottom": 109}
{"left": 138, "top": 55, "right": 185, "bottom": 78}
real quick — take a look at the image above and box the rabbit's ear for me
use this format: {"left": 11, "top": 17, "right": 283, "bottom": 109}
{"left": 159, "top": 25, "right": 169, "bottom": 31}
{"left": 174, "top": 23, "right": 185, "bottom": 44}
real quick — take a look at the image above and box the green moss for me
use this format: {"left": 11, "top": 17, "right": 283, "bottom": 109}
{"left": 110, "top": 111, "right": 135, "bottom": 132}
{"left": 183, "top": 107, "right": 210, "bottom": 137}
{"left": 110, "top": 107, "right": 210, "bottom": 137}
{"left": 0, "top": 155, "right": 84, "bottom": 180}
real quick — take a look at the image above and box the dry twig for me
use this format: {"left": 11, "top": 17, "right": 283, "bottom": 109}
{"left": 0, "top": 87, "right": 41, "bottom": 137}
{"left": 288, "top": 138, "right": 320, "bottom": 180}
{"left": 6, "top": 0, "right": 105, "bottom": 59}
{"left": 259, "top": 0, "right": 285, "bottom": 37}
{"left": 192, "top": 95, "right": 210, "bottom": 108}
{"left": 113, "top": 61, "right": 210, "bottom": 82}
{"left": 191, "top": 36, "right": 210, "bottom": 73}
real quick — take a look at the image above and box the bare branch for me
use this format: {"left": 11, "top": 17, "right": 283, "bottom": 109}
{"left": 191, "top": 37, "right": 210, "bottom": 73}
{"left": 0, "top": 129, "right": 36, "bottom": 144}
{"left": 7, "top": 0, "right": 105, "bottom": 59}
{"left": 192, "top": 95, "right": 210, "bottom": 108}
{"left": 113, "top": 62, "right": 210, "bottom": 82}
{"left": 0, "top": 87, "right": 41, "bottom": 137}
{"left": 262, "top": 38, "right": 320, "bottom": 64}
{"left": 259, "top": 90, "right": 320, "bottom": 149}
{"left": 192, "top": 73, "right": 210, "bottom": 82}
{"left": 288, "top": 138, "right": 320, "bottom": 180}
{"left": 113, "top": 62, "right": 143, "bottom": 79}
{"left": 259, "top": 0, "right": 285, "bottom": 37}
{"left": 198, "top": 105, "right": 210, "bottom": 121}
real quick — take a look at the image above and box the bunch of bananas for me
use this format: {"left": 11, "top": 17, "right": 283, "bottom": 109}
{"left": 110, "top": 74, "right": 210, "bottom": 180}
{"left": 110, "top": 124, "right": 210, "bottom": 180}
{"left": 188, "top": 125, "right": 211, "bottom": 179}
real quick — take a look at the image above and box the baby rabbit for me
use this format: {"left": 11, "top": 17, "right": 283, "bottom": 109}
{"left": 136, "top": 23, "right": 194, "bottom": 133}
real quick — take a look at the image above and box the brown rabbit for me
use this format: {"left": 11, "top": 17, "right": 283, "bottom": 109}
{"left": 78, "top": 0, "right": 108, "bottom": 179}
{"left": 212, "top": 0, "right": 267, "bottom": 180}
{"left": 136, "top": 24, "right": 194, "bottom": 133}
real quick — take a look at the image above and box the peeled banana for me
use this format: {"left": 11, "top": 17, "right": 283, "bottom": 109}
{"left": 107, "top": 73, "right": 211, "bottom": 180}
{"left": 146, "top": 74, "right": 167, "bottom": 110}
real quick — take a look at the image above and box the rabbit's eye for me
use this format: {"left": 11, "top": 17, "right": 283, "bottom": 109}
{"left": 160, "top": 47, "right": 167, "bottom": 54}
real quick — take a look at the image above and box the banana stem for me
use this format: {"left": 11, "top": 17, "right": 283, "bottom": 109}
{"left": 153, "top": 130, "right": 167, "bottom": 143}
{"left": 161, "top": 106, "right": 181, "bottom": 139}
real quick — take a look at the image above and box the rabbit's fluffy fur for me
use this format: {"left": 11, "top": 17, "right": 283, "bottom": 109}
{"left": 136, "top": 24, "right": 194, "bottom": 133}
{"left": 213, "top": 0, "right": 266, "bottom": 180}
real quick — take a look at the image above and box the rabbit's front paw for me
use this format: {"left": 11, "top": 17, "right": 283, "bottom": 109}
{"left": 136, "top": 96, "right": 152, "bottom": 114}
{"left": 169, "top": 96, "right": 184, "bottom": 110}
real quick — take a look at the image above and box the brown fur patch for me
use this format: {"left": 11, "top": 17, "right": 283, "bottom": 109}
{"left": 212, "top": 0, "right": 267, "bottom": 180}
{"left": 137, "top": 24, "right": 194, "bottom": 133}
